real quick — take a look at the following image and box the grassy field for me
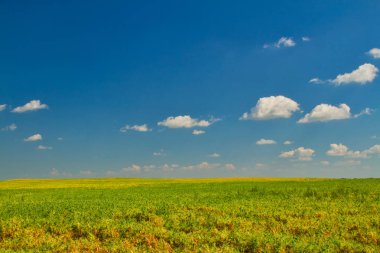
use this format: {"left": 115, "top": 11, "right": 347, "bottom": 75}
{"left": 0, "top": 178, "right": 379, "bottom": 252}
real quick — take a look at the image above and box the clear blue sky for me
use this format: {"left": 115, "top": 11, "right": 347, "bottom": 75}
{"left": 1, "top": 0, "right": 380, "bottom": 178}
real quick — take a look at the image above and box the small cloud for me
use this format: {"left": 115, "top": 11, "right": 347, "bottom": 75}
{"left": 353, "top": 108, "right": 373, "bottom": 118}
{"left": 302, "top": 36, "right": 311, "bottom": 42}
{"left": 209, "top": 153, "right": 220, "bottom": 158}
{"left": 1, "top": 123, "right": 17, "bottom": 131}
{"left": 225, "top": 163, "right": 236, "bottom": 171}
{"left": 279, "top": 147, "right": 315, "bottom": 161}
{"left": 120, "top": 124, "right": 151, "bottom": 132}
{"left": 367, "top": 48, "right": 380, "bottom": 59}
{"left": 256, "top": 138, "right": 276, "bottom": 145}
{"left": 158, "top": 115, "right": 219, "bottom": 129}
{"left": 57, "top": 137, "right": 64, "bottom": 141}
{"left": 153, "top": 149, "right": 165, "bottom": 156}
{"left": 122, "top": 164, "right": 141, "bottom": 173}
{"left": 50, "top": 168, "right": 60, "bottom": 177}
{"left": 24, "top": 134, "right": 42, "bottom": 142}
{"left": 309, "top": 78, "right": 324, "bottom": 84}
{"left": 37, "top": 145, "right": 52, "bottom": 150}
{"left": 192, "top": 129, "right": 205, "bottom": 135}
{"left": 80, "top": 170, "right": 92, "bottom": 176}
{"left": 241, "top": 95, "right": 300, "bottom": 120}
{"left": 0, "top": 104, "right": 6, "bottom": 112}
{"left": 12, "top": 100, "right": 48, "bottom": 113}
{"left": 264, "top": 37, "right": 296, "bottom": 49}
{"left": 283, "top": 140, "right": 293, "bottom": 145}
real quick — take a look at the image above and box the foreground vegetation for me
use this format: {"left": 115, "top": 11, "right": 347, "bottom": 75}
{"left": 0, "top": 178, "right": 379, "bottom": 252}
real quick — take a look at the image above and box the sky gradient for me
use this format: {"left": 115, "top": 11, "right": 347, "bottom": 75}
{"left": 1, "top": 0, "right": 380, "bottom": 178}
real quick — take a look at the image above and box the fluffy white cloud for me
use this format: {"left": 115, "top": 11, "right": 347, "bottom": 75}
{"left": 192, "top": 129, "right": 205, "bottom": 135}
{"left": 330, "top": 63, "right": 378, "bottom": 85}
{"left": 24, "top": 134, "right": 42, "bottom": 142}
{"left": 326, "top": 143, "right": 380, "bottom": 159}
{"left": 12, "top": 100, "right": 48, "bottom": 113}
{"left": 37, "top": 145, "right": 52, "bottom": 150}
{"left": 1, "top": 123, "right": 17, "bottom": 131}
{"left": 120, "top": 124, "right": 151, "bottom": 132}
{"left": 298, "top": 104, "right": 351, "bottom": 123}
{"left": 241, "top": 95, "right": 300, "bottom": 120}
{"left": 283, "top": 140, "right": 293, "bottom": 145}
{"left": 298, "top": 104, "right": 371, "bottom": 123}
{"left": 158, "top": 115, "right": 219, "bottom": 128}
{"left": 368, "top": 48, "right": 380, "bottom": 59}
{"left": 0, "top": 104, "right": 6, "bottom": 112}
{"left": 279, "top": 147, "right": 315, "bottom": 161}
{"left": 209, "top": 153, "right": 220, "bottom": 158}
{"left": 256, "top": 138, "right": 276, "bottom": 145}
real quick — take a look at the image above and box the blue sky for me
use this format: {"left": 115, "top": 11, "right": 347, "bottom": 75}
{"left": 1, "top": 0, "right": 380, "bottom": 178}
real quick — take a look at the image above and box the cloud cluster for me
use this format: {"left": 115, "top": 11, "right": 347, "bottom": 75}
{"left": 326, "top": 143, "right": 380, "bottom": 158}
{"left": 241, "top": 95, "right": 300, "bottom": 120}
{"left": 279, "top": 147, "right": 315, "bottom": 161}
{"left": 120, "top": 124, "right": 151, "bottom": 132}
{"left": 158, "top": 115, "right": 219, "bottom": 128}
{"left": 12, "top": 100, "right": 48, "bottom": 113}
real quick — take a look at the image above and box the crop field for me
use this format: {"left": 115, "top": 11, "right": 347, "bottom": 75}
{"left": 0, "top": 178, "right": 379, "bottom": 252}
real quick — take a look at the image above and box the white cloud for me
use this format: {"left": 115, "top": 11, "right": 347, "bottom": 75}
{"left": 279, "top": 147, "right": 315, "bottom": 161}
{"left": 283, "top": 140, "right": 293, "bottom": 145}
{"left": 241, "top": 95, "right": 300, "bottom": 120}
{"left": 326, "top": 143, "right": 380, "bottom": 159}
{"left": 1, "top": 123, "right": 17, "bottom": 131}
{"left": 263, "top": 37, "right": 296, "bottom": 49}
{"left": 120, "top": 124, "right": 151, "bottom": 132}
{"left": 24, "top": 134, "right": 42, "bottom": 142}
{"left": 302, "top": 37, "right": 310, "bottom": 42}
{"left": 209, "top": 153, "right": 220, "bottom": 158}
{"left": 298, "top": 104, "right": 371, "bottom": 123}
{"left": 12, "top": 100, "right": 48, "bottom": 113}
{"left": 37, "top": 145, "right": 52, "bottom": 150}
{"left": 256, "top": 138, "right": 276, "bottom": 145}
{"left": 298, "top": 104, "right": 351, "bottom": 123}
{"left": 309, "top": 78, "right": 324, "bottom": 84}
{"left": 122, "top": 164, "right": 141, "bottom": 173}
{"left": 0, "top": 104, "right": 6, "bottom": 112}
{"left": 330, "top": 63, "right": 378, "bottom": 85}
{"left": 367, "top": 48, "right": 380, "bottom": 59}
{"left": 158, "top": 115, "right": 219, "bottom": 128}
{"left": 192, "top": 129, "right": 205, "bottom": 135}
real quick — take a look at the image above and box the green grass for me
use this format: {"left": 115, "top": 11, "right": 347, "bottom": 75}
{"left": 0, "top": 178, "right": 379, "bottom": 252}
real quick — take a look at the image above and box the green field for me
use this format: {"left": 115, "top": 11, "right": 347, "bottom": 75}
{"left": 0, "top": 178, "right": 379, "bottom": 252}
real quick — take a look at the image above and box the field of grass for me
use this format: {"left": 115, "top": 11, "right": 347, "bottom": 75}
{"left": 0, "top": 178, "right": 379, "bottom": 252}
